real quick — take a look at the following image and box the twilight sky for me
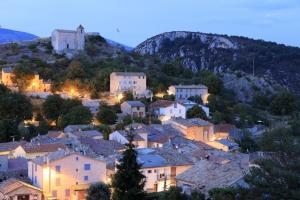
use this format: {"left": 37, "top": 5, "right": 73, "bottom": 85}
{"left": 1, "top": 0, "right": 300, "bottom": 47}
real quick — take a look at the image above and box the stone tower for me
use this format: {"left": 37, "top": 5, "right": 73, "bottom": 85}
{"left": 76, "top": 25, "right": 85, "bottom": 50}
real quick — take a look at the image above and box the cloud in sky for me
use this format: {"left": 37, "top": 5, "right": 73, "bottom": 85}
{"left": 0, "top": 0, "right": 299, "bottom": 47}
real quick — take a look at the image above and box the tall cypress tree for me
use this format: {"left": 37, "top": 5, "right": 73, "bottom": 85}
{"left": 112, "top": 133, "right": 146, "bottom": 200}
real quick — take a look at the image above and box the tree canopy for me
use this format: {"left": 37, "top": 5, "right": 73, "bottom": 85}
{"left": 112, "top": 133, "right": 146, "bottom": 200}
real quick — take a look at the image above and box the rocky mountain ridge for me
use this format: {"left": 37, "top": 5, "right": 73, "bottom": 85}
{"left": 135, "top": 31, "right": 300, "bottom": 99}
{"left": 0, "top": 28, "right": 38, "bottom": 44}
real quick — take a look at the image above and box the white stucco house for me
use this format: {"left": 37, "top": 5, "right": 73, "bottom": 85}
{"left": 168, "top": 84, "right": 209, "bottom": 104}
{"left": 28, "top": 150, "right": 107, "bottom": 200}
{"left": 149, "top": 100, "right": 186, "bottom": 122}
{"left": 109, "top": 130, "right": 148, "bottom": 148}
{"left": 177, "top": 99, "right": 210, "bottom": 117}
{"left": 51, "top": 25, "right": 85, "bottom": 54}
{"left": 110, "top": 72, "right": 152, "bottom": 98}
{"left": 137, "top": 148, "right": 194, "bottom": 192}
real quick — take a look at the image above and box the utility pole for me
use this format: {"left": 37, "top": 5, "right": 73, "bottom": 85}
{"left": 252, "top": 58, "right": 255, "bottom": 77}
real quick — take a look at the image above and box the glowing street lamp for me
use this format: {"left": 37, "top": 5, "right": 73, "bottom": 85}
{"left": 117, "top": 93, "right": 123, "bottom": 102}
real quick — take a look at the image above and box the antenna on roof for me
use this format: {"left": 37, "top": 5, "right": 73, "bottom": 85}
{"left": 252, "top": 58, "right": 255, "bottom": 77}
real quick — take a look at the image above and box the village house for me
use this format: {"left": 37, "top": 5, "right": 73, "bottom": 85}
{"left": 176, "top": 153, "right": 249, "bottom": 195}
{"left": 67, "top": 130, "right": 103, "bottom": 140}
{"left": 149, "top": 100, "right": 186, "bottom": 122}
{"left": 110, "top": 72, "right": 152, "bottom": 98}
{"left": 136, "top": 148, "right": 194, "bottom": 192}
{"left": 13, "top": 143, "right": 68, "bottom": 160}
{"left": 64, "top": 124, "right": 93, "bottom": 134}
{"left": 121, "top": 101, "right": 146, "bottom": 118}
{"left": 28, "top": 150, "right": 107, "bottom": 200}
{"left": 26, "top": 74, "right": 51, "bottom": 93}
{"left": 51, "top": 25, "right": 85, "bottom": 54}
{"left": 0, "top": 141, "right": 26, "bottom": 158}
{"left": 168, "top": 84, "right": 209, "bottom": 104}
{"left": 177, "top": 99, "right": 210, "bottom": 117}
{"left": 206, "top": 139, "right": 239, "bottom": 152}
{"left": 109, "top": 130, "right": 148, "bottom": 148}
{"left": 1, "top": 67, "right": 18, "bottom": 91}
{"left": 131, "top": 124, "right": 183, "bottom": 148}
{"left": 0, "top": 178, "right": 43, "bottom": 200}
{"left": 165, "top": 118, "right": 214, "bottom": 142}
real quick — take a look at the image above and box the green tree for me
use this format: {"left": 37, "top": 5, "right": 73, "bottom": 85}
{"left": 42, "top": 95, "right": 64, "bottom": 124}
{"left": 112, "top": 133, "right": 146, "bottom": 200}
{"left": 270, "top": 90, "right": 297, "bottom": 115}
{"left": 97, "top": 125, "right": 112, "bottom": 140}
{"left": 96, "top": 106, "right": 117, "bottom": 125}
{"left": 12, "top": 66, "right": 35, "bottom": 91}
{"left": 58, "top": 105, "right": 92, "bottom": 128}
{"left": 66, "top": 60, "right": 86, "bottom": 79}
{"left": 0, "top": 88, "right": 33, "bottom": 142}
{"left": 208, "top": 188, "right": 236, "bottom": 200}
{"left": 122, "top": 91, "right": 134, "bottom": 102}
{"left": 198, "top": 71, "right": 223, "bottom": 95}
{"left": 86, "top": 182, "right": 111, "bottom": 200}
{"left": 237, "top": 131, "right": 258, "bottom": 153}
{"left": 190, "top": 190, "right": 205, "bottom": 200}
{"left": 243, "top": 128, "right": 300, "bottom": 199}
{"left": 164, "top": 186, "right": 188, "bottom": 200}
{"left": 61, "top": 98, "right": 82, "bottom": 115}
{"left": 186, "top": 106, "right": 208, "bottom": 120}
{"left": 188, "top": 96, "right": 203, "bottom": 105}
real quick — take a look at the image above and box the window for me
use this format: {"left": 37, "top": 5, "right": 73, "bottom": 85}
{"left": 84, "top": 164, "right": 91, "bottom": 171}
{"left": 137, "top": 106, "right": 140, "bottom": 110}
{"left": 76, "top": 157, "right": 79, "bottom": 161}
{"left": 65, "top": 189, "right": 70, "bottom": 197}
{"left": 148, "top": 170, "right": 152, "bottom": 173}
{"left": 84, "top": 176, "right": 89, "bottom": 181}
{"left": 76, "top": 168, "right": 78, "bottom": 172}
{"left": 52, "top": 190, "right": 57, "bottom": 197}
{"left": 35, "top": 164, "right": 37, "bottom": 171}
{"left": 55, "top": 178, "right": 61, "bottom": 186}
{"left": 55, "top": 165, "right": 61, "bottom": 173}
{"left": 159, "top": 173, "right": 165, "bottom": 178}
{"left": 34, "top": 176, "right": 37, "bottom": 184}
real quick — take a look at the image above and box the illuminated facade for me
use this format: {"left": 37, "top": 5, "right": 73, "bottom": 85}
{"left": 26, "top": 74, "right": 51, "bottom": 93}
{"left": 28, "top": 151, "right": 107, "bottom": 200}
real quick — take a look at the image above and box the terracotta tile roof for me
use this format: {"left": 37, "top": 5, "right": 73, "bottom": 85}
{"left": 122, "top": 101, "right": 145, "bottom": 107}
{"left": 46, "top": 131, "right": 65, "bottom": 138}
{"left": 79, "top": 137, "right": 124, "bottom": 157}
{"left": 0, "top": 178, "right": 41, "bottom": 194}
{"left": 137, "top": 148, "right": 194, "bottom": 168}
{"left": 169, "top": 118, "right": 213, "bottom": 127}
{"left": 112, "top": 72, "right": 146, "bottom": 76}
{"left": 24, "top": 143, "right": 67, "bottom": 153}
{"left": 116, "top": 130, "right": 145, "bottom": 141}
{"left": 175, "top": 153, "right": 249, "bottom": 194}
{"left": 170, "top": 84, "right": 208, "bottom": 89}
{"left": 149, "top": 100, "right": 174, "bottom": 109}
{"left": 0, "top": 141, "right": 25, "bottom": 152}
{"left": 214, "top": 124, "right": 237, "bottom": 133}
